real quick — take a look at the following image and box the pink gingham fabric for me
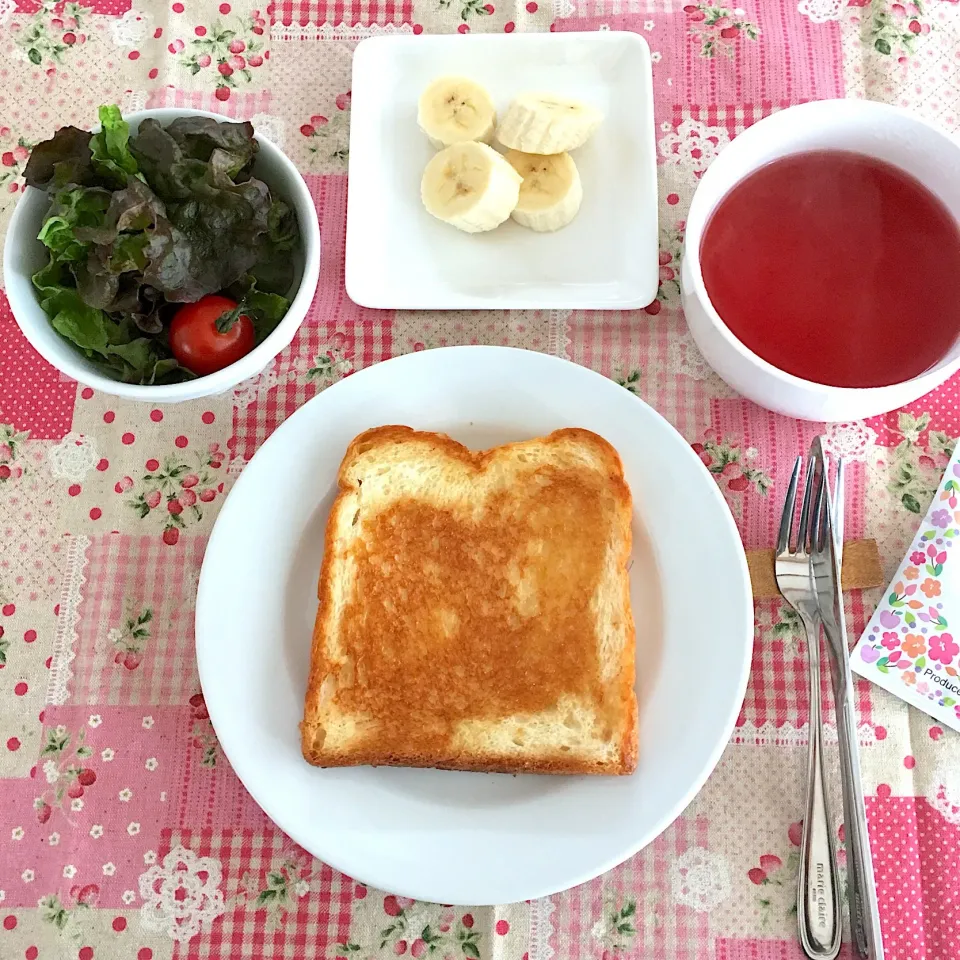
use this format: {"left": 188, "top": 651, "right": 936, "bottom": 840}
{"left": 2, "top": 1, "right": 960, "bottom": 958}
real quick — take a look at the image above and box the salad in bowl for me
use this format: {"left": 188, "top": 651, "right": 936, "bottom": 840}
{"left": 4, "top": 105, "right": 321, "bottom": 401}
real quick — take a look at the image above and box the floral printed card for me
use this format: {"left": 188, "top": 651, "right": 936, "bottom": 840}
{"left": 853, "top": 448, "right": 960, "bottom": 732}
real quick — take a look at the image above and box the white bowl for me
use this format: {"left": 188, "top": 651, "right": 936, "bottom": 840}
{"left": 681, "top": 99, "right": 960, "bottom": 422}
{"left": 3, "top": 108, "right": 321, "bottom": 403}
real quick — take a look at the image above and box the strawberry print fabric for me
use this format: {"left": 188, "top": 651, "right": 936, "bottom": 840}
{"left": 2, "top": 2, "right": 960, "bottom": 958}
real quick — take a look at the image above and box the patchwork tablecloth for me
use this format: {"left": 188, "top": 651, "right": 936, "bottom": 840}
{"left": 2, "top": 0, "right": 960, "bottom": 957}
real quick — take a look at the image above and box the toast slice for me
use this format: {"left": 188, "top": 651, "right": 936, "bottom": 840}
{"left": 301, "top": 426, "right": 638, "bottom": 775}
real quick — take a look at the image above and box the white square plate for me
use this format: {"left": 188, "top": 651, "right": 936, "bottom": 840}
{"left": 345, "top": 32, "right": 658, "bottom": 310}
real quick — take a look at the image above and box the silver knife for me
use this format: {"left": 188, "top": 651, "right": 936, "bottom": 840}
{"left": 809, "top": 439, "right": 884, "bottom": 960}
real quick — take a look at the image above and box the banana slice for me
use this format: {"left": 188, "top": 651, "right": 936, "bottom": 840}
{"left": 418, "top": 76, "right": 497, "bottom": 149}
{"left": 505, "top": 149, "right": 582, "bottom": 232}
{"left": 497, "top": 93, "right": 602, "bottom": 154}
{"left": 421, "top": 142, "right": 522, "bottom": 233}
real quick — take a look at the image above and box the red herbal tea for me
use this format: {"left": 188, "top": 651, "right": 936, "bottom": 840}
{"left": 700, "top": 150, "right": 960, "bottom": 389}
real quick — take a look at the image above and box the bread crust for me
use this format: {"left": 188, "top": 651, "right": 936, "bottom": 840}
{"left": 301, "top": 426, "right": 638, "bottom": 776}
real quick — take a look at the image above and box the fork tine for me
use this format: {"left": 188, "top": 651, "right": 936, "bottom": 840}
{"left": 777, "top": 456, "right": 802, "bottom": 555}
{"left": 811, "top": 457, "right": 828, "bottom": 554}
{"left": 796, "top": 457, "right": 816, "bottom": 553}
{"left": 834, "top": 457, "right": 846, "bottom": 564}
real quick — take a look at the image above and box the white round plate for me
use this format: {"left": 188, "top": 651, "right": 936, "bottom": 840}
{"left": 196, "top": 346, "right": 752, "bottom": 905}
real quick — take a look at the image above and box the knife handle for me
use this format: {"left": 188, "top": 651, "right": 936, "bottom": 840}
{"left": 834, "top": 665, "right": 885, "bottom": 959}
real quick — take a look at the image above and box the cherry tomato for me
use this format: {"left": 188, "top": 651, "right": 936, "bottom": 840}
{"left": 169, "top": 295, "right": 256, "bottom": 377}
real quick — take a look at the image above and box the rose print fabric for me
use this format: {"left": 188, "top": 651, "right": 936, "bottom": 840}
{"left": 2, "top": 2, "right": 960, "bottom": 959}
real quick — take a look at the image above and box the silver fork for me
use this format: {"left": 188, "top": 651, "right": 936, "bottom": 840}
{"left": 775, "top": 457, "right": 841, "bottom": 960}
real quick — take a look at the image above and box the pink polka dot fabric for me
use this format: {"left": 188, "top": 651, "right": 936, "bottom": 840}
{"left": 0, "top": 291, "right": 77, "bottom": 439}
{"left": 2, "top": 1, "right": 960, "bottom": 959}
{"left": 868, "top": 796, "right": 960, "bottom": 959}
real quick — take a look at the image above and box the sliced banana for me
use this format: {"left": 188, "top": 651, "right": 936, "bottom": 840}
{"left": 421, "top": 141, "right": 522, "bottom": 233}
{"left": 497, "top": 92, "right": 602, "bottom": 154}
{"left": 505, "top": 149, "right": 582, "bottom": 232}
{"left": 418, "top": 76, "right": 497, "bottom": 149}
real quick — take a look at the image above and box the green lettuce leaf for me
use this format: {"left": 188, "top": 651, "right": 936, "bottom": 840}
{"left": 44, "top": 288, "right": 120, "bottom": 355}
{"left": 32, "top": 256, "right": 70, "bottom": 298}
{"left": 36, "top": 187, "right": 111, "bottom": 262}
{"left": 227, "top": 273, "right": 292, "bottom": 343}
{"left": 32, "top": 271, "right": 186, "bottom": 383}
{"left": 89, "top": 105, "right": 139, "bottom": 185}
{"left": 37, "top": 217, "right": 87, "bottom": 262}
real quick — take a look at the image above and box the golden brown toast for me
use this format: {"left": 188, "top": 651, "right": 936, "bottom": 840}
{"left": 301, "top": 426, "right": 637, "bottom": 775}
